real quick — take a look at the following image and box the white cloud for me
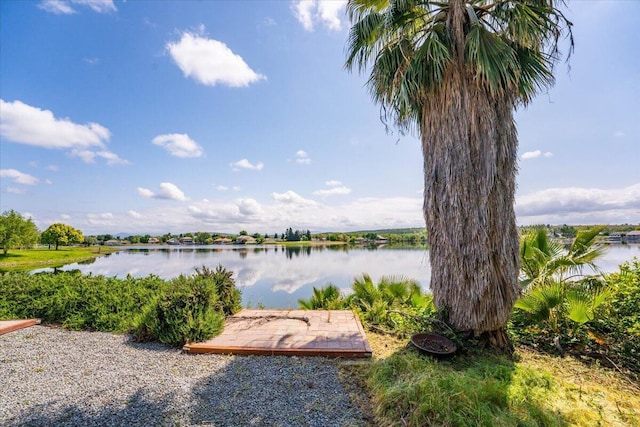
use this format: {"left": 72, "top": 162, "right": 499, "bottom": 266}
{"left": 61, "top": 214, "right": 71, "bottom": 220}
{"left": 38, "top": 0, "right": 76, "bottom": 14}
{"left": 44, "top": 179, "right": 53, "bottom": 185}
{"left": 128, "top": 210, "right": 143, "bottom": 219}
{"left": 516, "top": 183, "right": 640, "bottom": 224}
{"left": 313, "top": 180, "right": 351, "bottom": 197}
{"left": 6, "top": 187, "right": 28, "bottom": 195}
{"left": 216, "top": 185, "right": 229, "bottom": 191}
{"left": 137, "top": 187, "right": 154, "bottom": 198}
{"left": 39, "top": 0, "right": 117, "bottom": 15}
{"left": 137, "top": 182, "right": 188, "bottom": 201}
{"left": 167, "top": 28, "right": 265, "bottom": 88}
{"left": 521, "top": 150, "right": 541, "bottom": 159}
{"left": 87, "top": 212, "right": 113, "bottom": 219}
{"left": 614, "top": 131, "right": 625, "bottom": 137}
{"left": 295, "top": 150, "right": 311, "bottom": 164}
{"left": 237, "top": 198, "right": 262, "bottom": 216}
{"left": 313, "top": 186, "right": 352, "bottom": 197}
{"left": 94, "top": 150, "right": 129, "bottom": 165}
{"left": 521, "top": 150, "right": 553, "bottom": 160}
{"left": 84, "top": 57, "right": 99, "bottom": 65}
{"left": 272, "top": 190, "right": 317, "bottom": 206}
{"left": 47, "top": 165, "right": 59, "bottom": 171}
{"left": 0, "top": 169, "right": 39, "bottom": 185}
{"left": 0, "top": 99, "right": 127, "bottom": 165}
{"left": 152, "top": 133, "right": 203, "bottom": 158}
{"left": 232, "top": 186, "right": 241, "bottom": 191}
{"left": 231, "top": 158, "right": 264, "bottom": 171}
{"left": 293, "top": 0, "right": 346, "bottom": 31}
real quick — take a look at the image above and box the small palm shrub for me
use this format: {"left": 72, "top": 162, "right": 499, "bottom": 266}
{"left": 512, "top": 227, "right": 612, "bottom": 351}
{"left": 348, "top": 274, "right": 435, "bottom": 334}
{"left": 297, "top": 274, "right": 435, "bottom": 335}
{"left": 298, "top": 284, "right": 346, "bottom": 310}
{"left": 133, "top": 274, "right": 224, "bottom": 346}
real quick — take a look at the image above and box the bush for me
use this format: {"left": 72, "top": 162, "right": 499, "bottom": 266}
{"left": 297, "top": 284, "right": 346, "bottom": 310}
{"left": 0, "top": 271, "right": 167, "bottom": 332}
{"left": 591, "top": 258, "right": 640, "bottom": 373}
{"left": 132, "top": 274, "right": 224, "bottom": 346}
{"left": 194, "top": 264, "right": 241, "bottom": 316}
{"left": 297, "top": 274, "right": 436, "bottom": 336}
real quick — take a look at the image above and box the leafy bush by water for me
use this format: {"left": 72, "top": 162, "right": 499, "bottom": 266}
{"left": 194, "top": 264, "right": 242, "bottom": 316}
{"left": 0, "top": 271, "right": 167, "bottom": 332}
{"left": 0, "top": 265, "right": 241, "bottom": 347}
{"left": 132, "top": 274, "right": 224, "bottom": 346}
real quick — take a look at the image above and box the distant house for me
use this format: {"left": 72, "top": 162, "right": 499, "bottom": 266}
{"left": 607, "top": 233, "right": 623, "bottom": 243}
{"left": 625, "top": 231, "right": 640, "bottom": 243}
{"left": 167, "top": 238, "right": 180, "bottom": 245}
{"left": 213, "top": 237, "right": 233, "bottom": 244}
{"left": 180, "top": 236, "right": 194, "bottom": 245}
{"left": 104, "top": 240, "right": 121, "bottom": 246}
{"left": 147, "top": 237, "right": 160, "bottom": 244}
{"left": 375, "top": 235, "right": 389, "bottom": 244}
{"left": 236, "top": 235, "right": 257, "bottom": 245}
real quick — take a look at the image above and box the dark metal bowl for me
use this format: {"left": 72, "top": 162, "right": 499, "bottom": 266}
{"left": 410, "top": 333, "right": 457, "bottom": 357}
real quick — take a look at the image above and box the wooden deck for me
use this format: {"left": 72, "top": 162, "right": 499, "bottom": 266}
{"left": 183, "top": 309, "right": 372, "bottom": 358}
{"left": 0, "top": 319, "right": 41, "bottom": 335}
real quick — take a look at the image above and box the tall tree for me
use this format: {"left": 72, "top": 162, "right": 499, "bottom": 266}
{"left": 346, "top": 0, "right": 573, "bottom": 350}
{"left": 41, "top": 223, "right": 83, "bottom": 250}
{"left": 0, "top": 210, "right": 39, "bottom": 255}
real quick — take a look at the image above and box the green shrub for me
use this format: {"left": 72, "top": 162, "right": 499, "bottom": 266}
{"left": 132, "top": 274, "right": 224, "bottom": 346}
{"left": 348, "top": 274, "right": 435, "bottom": 335}
{"left": 297, "top": 284, "right": 346, "bottom": 309}
{"left": 0, "top": 271, "right": 167, "bottom": 332}
{"left": 591, "top": 258, "right": 640, "bottom": 373}
{"left": 298, "top": 274, "right": 436, "bottom": 336}
{"left": 194, "top": 264, "right": 241, "bottom": 316}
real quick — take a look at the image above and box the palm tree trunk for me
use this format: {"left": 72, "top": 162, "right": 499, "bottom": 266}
{"left": 421, "top": 43, "right": 520, "bottom": 351}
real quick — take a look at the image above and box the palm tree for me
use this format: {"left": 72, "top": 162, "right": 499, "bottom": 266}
{"left": 346, "top": 0, "right": 573, "bottom": 350}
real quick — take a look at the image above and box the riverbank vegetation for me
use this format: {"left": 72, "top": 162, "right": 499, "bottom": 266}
{"left": 0, "top": 265, "right": 241, "bottom": 347}
{"left": 0, "top": 246, "right": 120, "bottom": 270}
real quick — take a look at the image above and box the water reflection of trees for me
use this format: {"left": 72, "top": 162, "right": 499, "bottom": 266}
{"left": 284, "top": 246, "right": 312, "bottom": 259}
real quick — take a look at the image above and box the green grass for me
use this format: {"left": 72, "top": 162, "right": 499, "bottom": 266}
{"left": 350, "top": 332, "right": 640, "bottom": 427}
{"left": 0, "top": 246, "right": 119, "bottom": 270}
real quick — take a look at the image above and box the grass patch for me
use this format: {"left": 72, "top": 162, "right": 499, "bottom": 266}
{"left": 0, "top": 246, "right": 119, "bottom": 270}
{"left": 340, "top": 332, "right": 639, "bottom": 427}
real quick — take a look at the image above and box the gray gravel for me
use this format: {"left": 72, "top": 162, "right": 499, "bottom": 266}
{"left": 0, "top": 326, "right": 366, "bottom": 427}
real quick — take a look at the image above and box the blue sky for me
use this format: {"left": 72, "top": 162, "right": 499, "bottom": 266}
{"left": 1, "top": 0, "right": 638, "bottom": 235}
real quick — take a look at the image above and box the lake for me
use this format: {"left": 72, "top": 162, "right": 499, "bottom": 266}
{"left": 40, "top": 243, "right": 639, "bottom": 309}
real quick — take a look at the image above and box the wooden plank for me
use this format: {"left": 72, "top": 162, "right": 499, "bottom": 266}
{"left": 0, "top": 319, "right": 41, "bottom": 335}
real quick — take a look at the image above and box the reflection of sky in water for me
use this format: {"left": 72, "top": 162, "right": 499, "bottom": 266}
{"left": 40, "top": 244, "right": 637, "bottom": 309}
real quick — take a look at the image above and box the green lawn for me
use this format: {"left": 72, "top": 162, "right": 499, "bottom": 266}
{"left": 0, "top": 246, "right": 120, "bottom": 270}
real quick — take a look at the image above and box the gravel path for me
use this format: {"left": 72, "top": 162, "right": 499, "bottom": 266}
{"left": 0, "top": 326, "right": 366, "bottom": 427}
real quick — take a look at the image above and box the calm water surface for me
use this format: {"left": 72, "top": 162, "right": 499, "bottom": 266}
{"left": 42, "top": 244, "right": 638, "bottom": 309}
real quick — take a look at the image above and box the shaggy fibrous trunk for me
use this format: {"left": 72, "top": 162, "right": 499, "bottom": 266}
{"left": 422, "top": 0, "right": 520, "bottom": 350}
